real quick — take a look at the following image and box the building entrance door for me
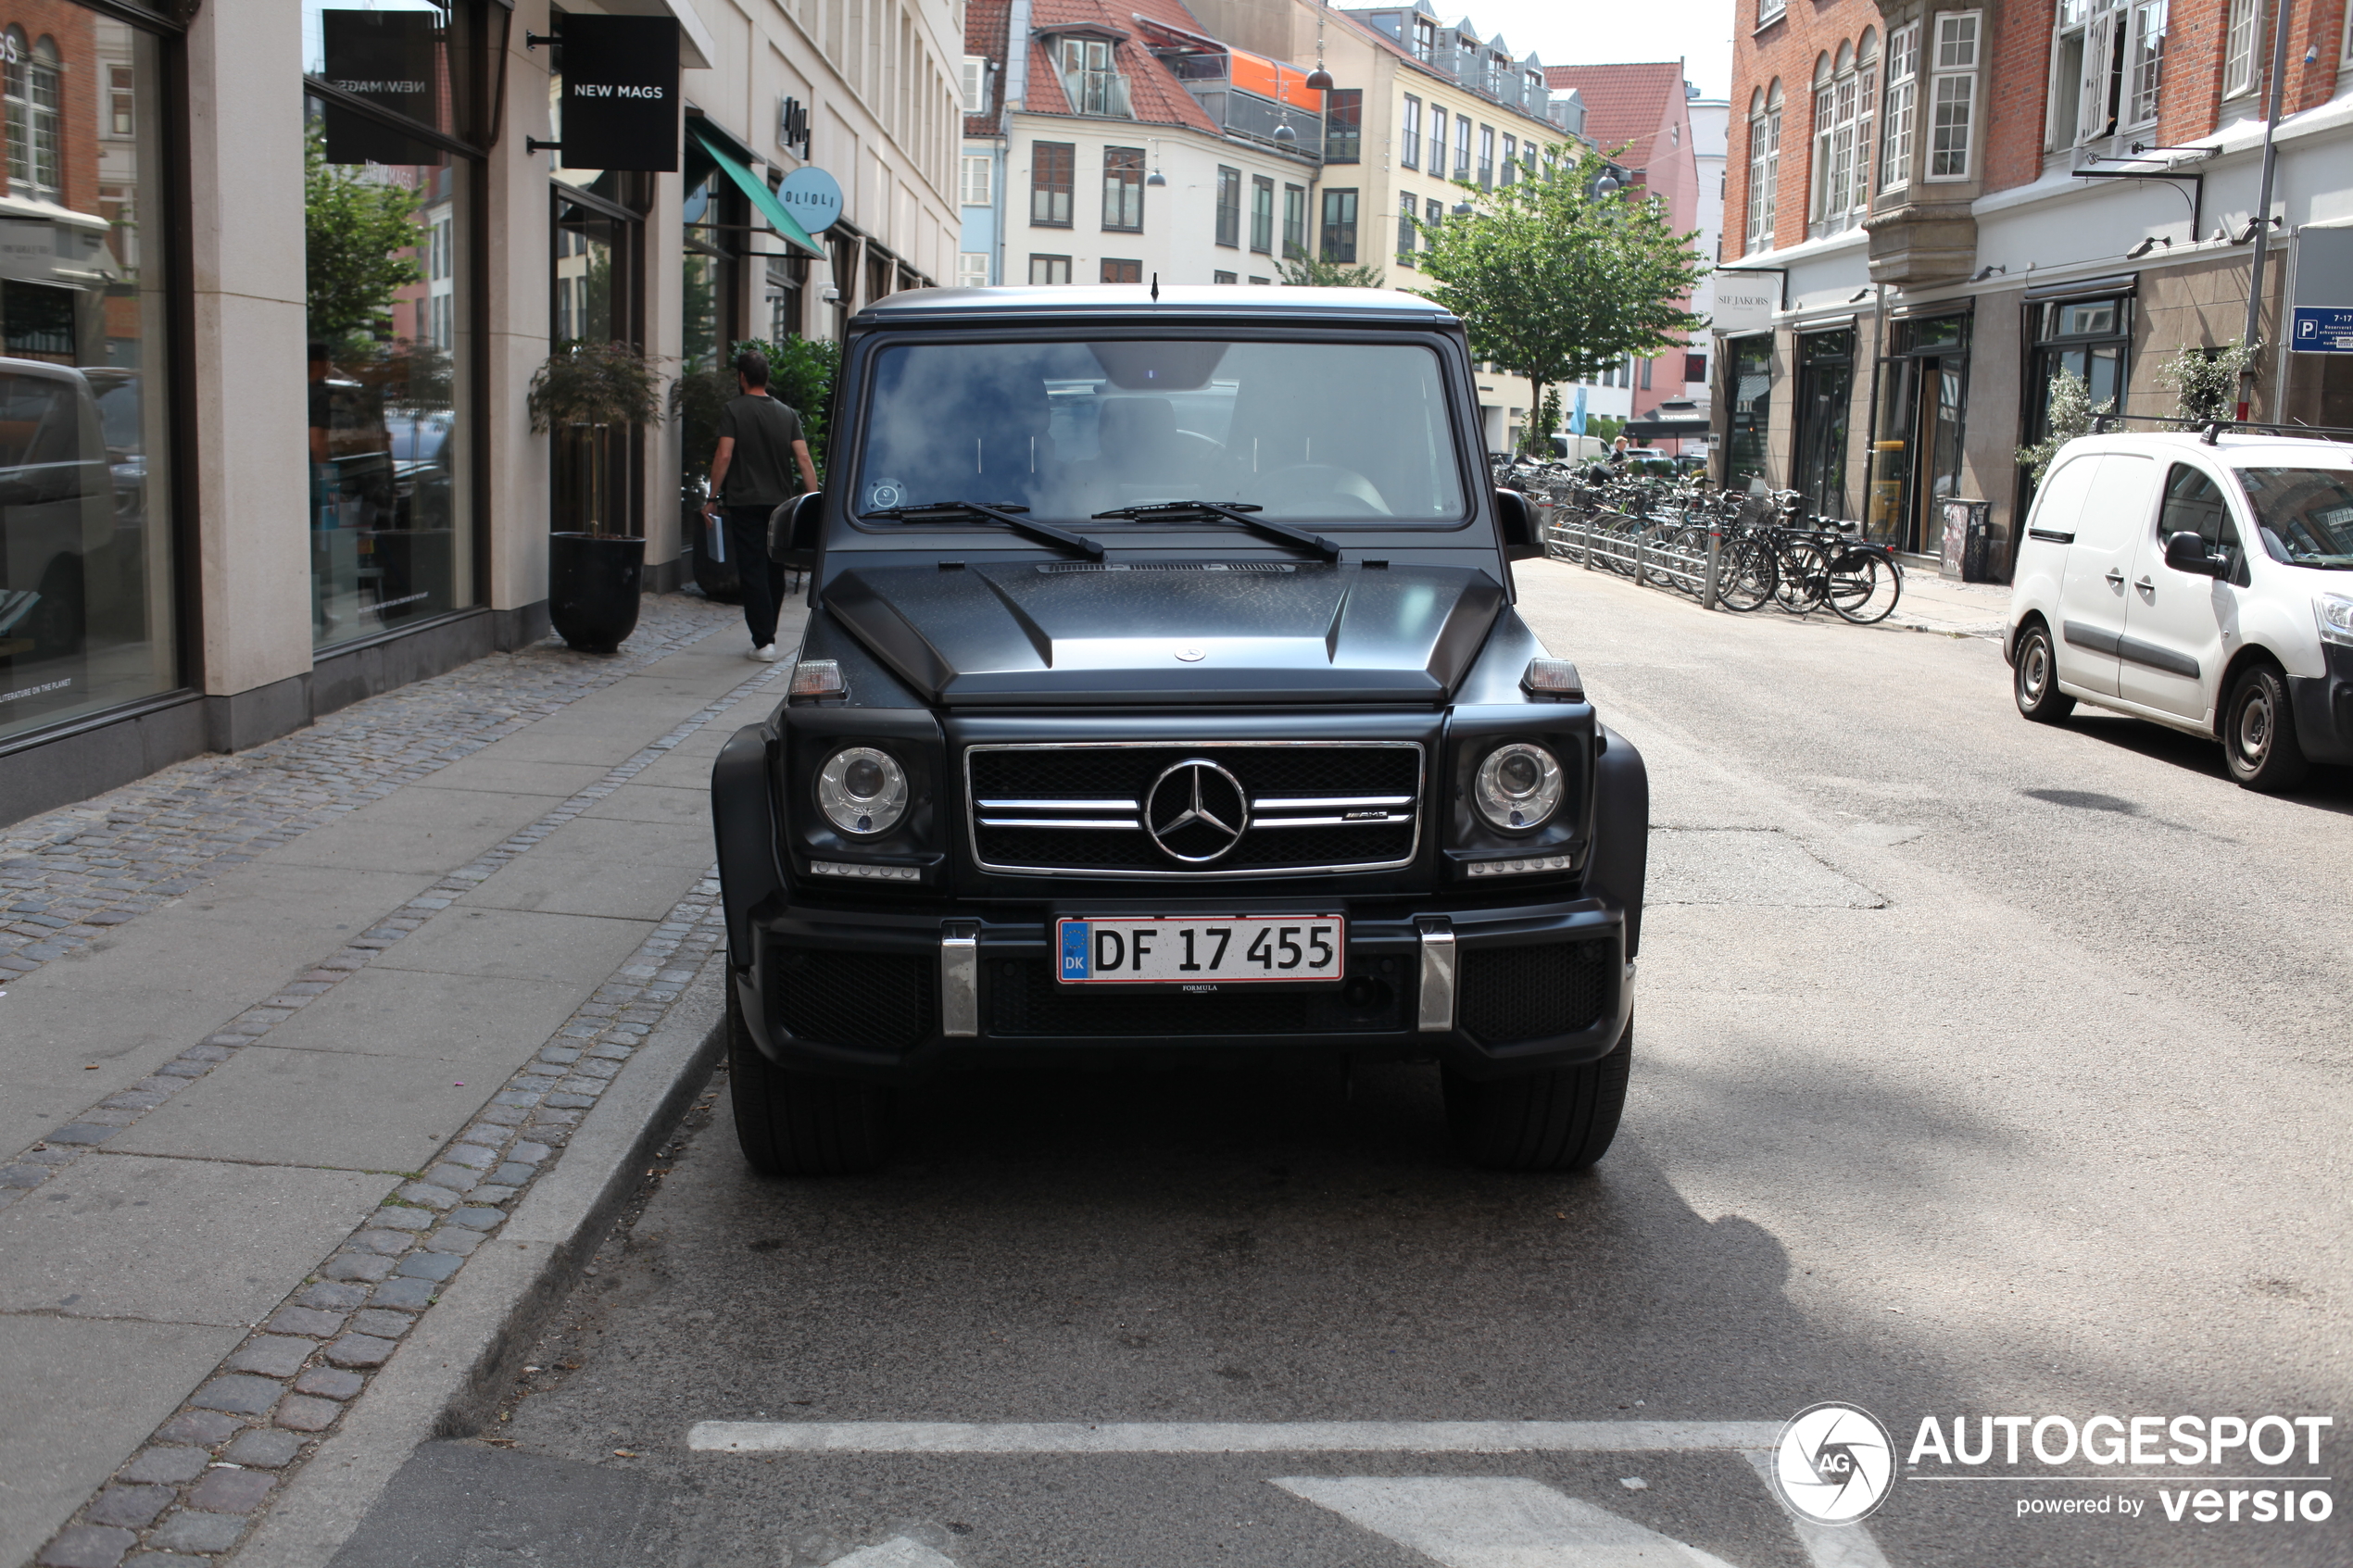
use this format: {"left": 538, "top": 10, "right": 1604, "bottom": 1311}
{"left": 1871, "top": 311, "right": 1970, "bottom": 555}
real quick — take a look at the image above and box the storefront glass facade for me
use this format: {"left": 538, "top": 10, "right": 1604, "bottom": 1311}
{"left": 0, "top": 7, "right": 176, "bottom": 746}
{"left": 302, "top": 0, "right": 489, "bottom": 650}
{"left": 1724, "top": 334, "right": 1772, "bottom": 493}
{"left": 1793, "top": 327, "right": 1855, "bottom": 521}
{"left": 1873, "top": 309, "right": 1970, "bottom": 554}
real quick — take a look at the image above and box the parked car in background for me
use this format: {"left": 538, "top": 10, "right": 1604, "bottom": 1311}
{"left": 2005, "top": 430, "right": 2353, "bottom": 791}
{"left": 0, "top": 358, "right": 113, "bottom": 677}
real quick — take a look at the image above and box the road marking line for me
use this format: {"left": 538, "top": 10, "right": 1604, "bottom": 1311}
{"left": 687, "top": 1420, "right": 1786, "bottom": 1453}
{"left": 1742, "top": 1451, "right": 1894, "bottom": 1568}
{"left": 824, "top": 1537, "right": 960, "bottom": 1568}
{"left": 1276, "top": 1475, "right": 1744, "bottom": 1568}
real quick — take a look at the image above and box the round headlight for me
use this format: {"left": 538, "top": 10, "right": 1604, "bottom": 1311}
{"left": 1473, "top": 742, "right": 1563, "bottom": 832}
{"left": 816, "top": 746, "right": 909, "bottom": 835}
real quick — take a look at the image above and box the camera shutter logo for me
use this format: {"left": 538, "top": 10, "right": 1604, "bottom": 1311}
{"left": 1771, "top": 1402, "right": 1897, "bottom": 1525}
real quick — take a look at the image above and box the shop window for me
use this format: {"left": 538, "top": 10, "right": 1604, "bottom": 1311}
{"left": 1319, "top": 188, "right": 1358, "bottom": 263}
{"left": 1101, "top": 258, "right": 1141, "bottom": 283}
{"left": 1251, "top": 175, "right": 1274, "bottom": 253}
{"left": 1031, "top": 142, "right": 1074, "bottom": 226}
{"left": 304, "top": 1, "right": 499, "bottom": 652}
{"left": 1725, "top": 334, "right": 1772, "bottom": 493}
{"left": 1214, "top": 165, "right": 1240, "bottom": 247}
{"left": 2022, "top": 292, "right": 2131, "bottom": 512}
{"left": 1793, "top": 329, "right": 1856, "bottom": 521}
{"left": 0, "top": 10, "right": 179, "bottom": 746}
{"left": 1326, "top": 90, "right": 1362, "bottom": 163}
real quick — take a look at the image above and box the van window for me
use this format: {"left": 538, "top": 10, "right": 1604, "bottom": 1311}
{"left": 2029, "top": 454, "right": 2099, "bottom": 534}
{"left": 2073, "top": 454, "right": 2156, "bottom": 553}
{"left": 2158, "top": 463, "right": 2238, "bottom": 553}
{"left": 2233, "top": 467, "right": 2353, "bottom": 569}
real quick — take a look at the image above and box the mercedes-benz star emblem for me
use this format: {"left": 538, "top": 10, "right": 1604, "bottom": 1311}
{"left": 1144, "top": 759, "right": 1249, "bottom": 863}
{"left": 1176, "top": 646, "right": 1205, "bottom": 661}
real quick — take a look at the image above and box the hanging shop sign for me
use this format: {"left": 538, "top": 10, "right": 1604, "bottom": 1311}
{"left": 560, "top": 15, "right": 680, "bottom": 172}
{"left": 320, "top": 9, "right": 439, "bottom": 165}
{"left": 778, "top": 95, "right": 811, "bottom": 160}
{"left": 1706, "top": 271, "right": 1778, "bottom": 334}
{"left": 776, "top": 167, "right": 843, "bottom": 237}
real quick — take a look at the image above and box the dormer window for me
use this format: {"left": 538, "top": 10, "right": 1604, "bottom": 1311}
{"left": 1055, "top": 35, "right": 1131, "bottom": 118}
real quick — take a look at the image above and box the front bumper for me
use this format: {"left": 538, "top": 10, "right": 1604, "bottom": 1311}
{"left": 2287, "top": 644, "right": 2353, "bottom": 765}
{"left": 734, "top": 896, "right": 1634, "bottom": 1084}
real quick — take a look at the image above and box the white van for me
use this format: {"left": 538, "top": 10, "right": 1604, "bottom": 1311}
{"left": 2005, "top": 430, "right": 2353, "bottom": 790}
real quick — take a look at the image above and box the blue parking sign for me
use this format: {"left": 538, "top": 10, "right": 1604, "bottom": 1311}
{"left": 2289, "top": 307, "right": 2353, "bottom": 353}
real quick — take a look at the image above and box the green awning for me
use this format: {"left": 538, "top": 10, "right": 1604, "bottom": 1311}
{"left": 688, "top": 123, "right": 824, "bottom": 258}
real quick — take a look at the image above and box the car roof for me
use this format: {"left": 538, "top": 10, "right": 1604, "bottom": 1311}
{"left": 2067, "top": 430, "right": 2353, "bottom": 465}
{"left": 853, "top": 284, "right": 1458, "bottom": 327}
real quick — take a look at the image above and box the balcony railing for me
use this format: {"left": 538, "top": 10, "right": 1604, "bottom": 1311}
{"left": 1062, "top": 67, "right": 1132, "bottom": 118}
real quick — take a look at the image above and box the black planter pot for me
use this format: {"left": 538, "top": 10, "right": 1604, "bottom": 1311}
{"left": 548, "top": 532, "right": 644, "bottom": 654}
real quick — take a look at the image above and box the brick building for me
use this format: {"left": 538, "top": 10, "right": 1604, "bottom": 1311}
{"left": 1718, "top": 0, "right": 2353, "bottom": 569}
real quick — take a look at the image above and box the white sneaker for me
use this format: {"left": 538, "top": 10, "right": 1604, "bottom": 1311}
{"left": 750, "top": 644, "right": 781, "bottom": 662}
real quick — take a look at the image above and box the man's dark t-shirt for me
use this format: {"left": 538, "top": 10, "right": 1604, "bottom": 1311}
{"left": 716, "top": 394, "right": 805, "bottom": 507}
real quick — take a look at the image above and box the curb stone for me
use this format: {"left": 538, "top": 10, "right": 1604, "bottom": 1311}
{"left": 224, "top": 962, "right": 728, "bottom": 1568}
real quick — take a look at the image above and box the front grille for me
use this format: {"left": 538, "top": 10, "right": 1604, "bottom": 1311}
{"left": 988, "top": 959, "right": 1408, "bottom": 1036}
{"left": 1458, "top": 941, "right": 1611, "bottom": 1045}
{"left": 969, "top": 743, "right": 1424, "bottom": 878}
{"left": 770, "top": 947, "right": 936, "bottom": 1052}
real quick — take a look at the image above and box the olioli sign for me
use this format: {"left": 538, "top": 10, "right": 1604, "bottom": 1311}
{"left": 559, "top": 15, "right": 681, "bottom": 172}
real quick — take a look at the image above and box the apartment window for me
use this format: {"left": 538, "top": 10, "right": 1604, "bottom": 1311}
{"left": 1320, "top": 187, "right": 1358, "bottom": 263}
{"left": 1425, "top": 196, "right": 1444, "bottom": 231}
{"left": 1214, "top": 164, "right": 1240, "bottom": 246}
{"left": 961, "top": 154, "right": 993, "bottom": 207}
{"left": 958, "top": 251, "right": 990, "bottom": 287}
{"left": 1415, "top": 15, "right": 1438, "bottom": 62}
{"left": 1744, "top": 82, "right": 1781, "bottom": 252}
{"left": 1251, "top": 174, "right": 1274, "bottom": 253}
{"left": 1101, "top": 257, "right": 1141, "bottom": 282}
{"left": 1428, "top": 107, "right": 1447, "bottom": 178}
{"left": 1283, "top": 182, "right": 1306, "bottom": 257}
{"left": 1397, "top": 192, "right": 1418, "bottom": 264}
{"left": 1809, "top": 33, "right": 1877, "bottom": 235}
{"left": 1501, "top": 133, "right": 1517, "bottom": 184}
{"left": 1401, "top": 94, "right": 1422, "bottom": 169}
{"left": 2221, "top": 0, "right": 2259, "bottom": 96}
{"left": 1248, "top": 274, "right": 1269, "bottom": 285}
{"left": 108, "top": 65, "right": 134, "bottom": 138}
{"left": 1478, "top": 125, "right": 1495, "bottom": 187}
{"left": 2122, "top": 0, "right": 2166, "bottom": 129}
{"left": 1927, "top": 13, "right": 1979, "bottom": 180}
{"left": 1031, "top": 142, "right": 1074, "bottom": 225}
{"left": 5, "top": 30, "right": 62, "bottom": 204}
{"left": 1028, "top": 254, "right": 1072, "bottom": 283}
{"left": 1327, "top": 89, "right": 1363, "bottom": 163}
{"left": 1058, "top": 36, "right": 1130, "bottom": 118}
{"left": 1214, "top": 270, "right": 1238, "bottom": 283}
{"left": 1881, "top": 22, "right": 1919, "bottom": 191}
{"left": 1453, "top": 115, "right": 1472, "bottom": 180}
{"left": 1103, "top": 146, "right": 1143, "bottom": 231}
{"left": 1759, "top": 0, "right": 1788, "bottom": 23}
{"left": 961, "top": 55, "right": 988, "bottom": 114}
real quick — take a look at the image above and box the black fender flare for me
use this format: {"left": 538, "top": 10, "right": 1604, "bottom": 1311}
{"left": 1586, "top": 726, "right": 1649, "bottom": 960}
{"left": 711, "top": 724, "right": 785, "bottom": 972}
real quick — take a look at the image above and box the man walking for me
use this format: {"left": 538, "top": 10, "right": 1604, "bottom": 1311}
{"left": 703, "top": 349, "right": 820, "bottom": 660}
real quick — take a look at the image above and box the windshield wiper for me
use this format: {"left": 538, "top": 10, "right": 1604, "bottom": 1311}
{"left": 862, "top": 500, "right": 1103, "bottom": 559}
{"left": 1090, "top": 499, "right": 1342, "bottom": 561}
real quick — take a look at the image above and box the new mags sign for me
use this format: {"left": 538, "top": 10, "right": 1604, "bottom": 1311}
{"left": 560, "top": 15, "right": 680, "bottom": 172}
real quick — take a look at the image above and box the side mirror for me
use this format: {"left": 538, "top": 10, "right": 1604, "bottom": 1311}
{"left": 2163, "top": 529, "right": 2225, "bottom": 577}
{"left": 771, "top": 491, "right": 823, "bottom": 571}
{"left": 1493, "top": 487, "right": 1542, "bottom": 560}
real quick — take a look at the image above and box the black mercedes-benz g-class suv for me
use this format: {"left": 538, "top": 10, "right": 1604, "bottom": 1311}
{"left": 711, "top": 285, "right": 1648, "bottom": 1174}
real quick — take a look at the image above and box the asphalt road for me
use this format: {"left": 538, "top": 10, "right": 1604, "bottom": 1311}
{"left": 332, "top": 558, "right": 2351, "bottom": 1568}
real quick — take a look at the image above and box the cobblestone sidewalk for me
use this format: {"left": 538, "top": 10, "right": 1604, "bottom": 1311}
{"left": 23, "top": 652, "right": 781, "bottom": 1568}
{"left": 1, "top": 594, "right": 741, "bottom": 985}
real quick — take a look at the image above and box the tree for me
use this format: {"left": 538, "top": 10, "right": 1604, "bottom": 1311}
{"left": 1277, "top": 249, "right": 1387, "bottom": 288}
{"left": 1415, "top": 146, "right": 1706, "bottom": 454}
{"left": 303, "top": 131, "right": 424, "bottom": 346}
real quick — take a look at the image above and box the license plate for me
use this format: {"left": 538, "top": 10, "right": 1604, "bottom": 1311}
{"left": 1055, "top": 915, "right": 1344, "bottom": 985}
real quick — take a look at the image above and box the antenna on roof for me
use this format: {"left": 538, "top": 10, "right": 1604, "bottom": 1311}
{"left": 1150, "top": 272, "right": 1159, "bottom": 303}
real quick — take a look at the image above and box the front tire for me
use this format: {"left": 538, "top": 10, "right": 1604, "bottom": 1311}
{"left": 1444, "top": 1022, "right": 1631, "bottom": 1173}
{"left": 2221, "top": 663, "right": 2310, "bottom": 793}
{"left": 2013, "top": 620, "right": 2075, "bottom": 722}
{"left": 727, "top": 977, "right": 892, "bottom": 1175}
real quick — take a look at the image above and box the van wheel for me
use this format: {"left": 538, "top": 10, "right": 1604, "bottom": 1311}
{"left": 2013, "top": 621, "right": 2074, "bottom": 722}
{"left": 727, "top": 978, "right": 892, "bottom": 1175}
{"left": 1444, "top": 1021, "right": 1631, "bottom": 1173}
{"left": 2221, "top": 663, "right": 2310, "bottom": 793}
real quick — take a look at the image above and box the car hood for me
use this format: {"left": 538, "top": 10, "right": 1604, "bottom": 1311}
{"left": 824, "top": 558, "right": 1504, "bottom": 706}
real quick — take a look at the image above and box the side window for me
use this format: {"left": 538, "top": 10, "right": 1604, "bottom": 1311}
{"left": 2157, "top": 461, "right": 2236, "bottom": 553}
{"left": 2029, "top": 453, "right": 2099, "bottom": 534}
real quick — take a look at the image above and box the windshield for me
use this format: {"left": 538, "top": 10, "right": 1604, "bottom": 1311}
{"left": 853, "top": 338, "right": 1468, "bottom": 527}
{"left": 2233, "top": 466, "right": 2353, "bottom": 568}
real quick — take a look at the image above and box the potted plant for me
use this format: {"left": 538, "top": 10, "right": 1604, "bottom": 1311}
{"left": 528, "top": 341, "right": 665, "bottom": 652}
